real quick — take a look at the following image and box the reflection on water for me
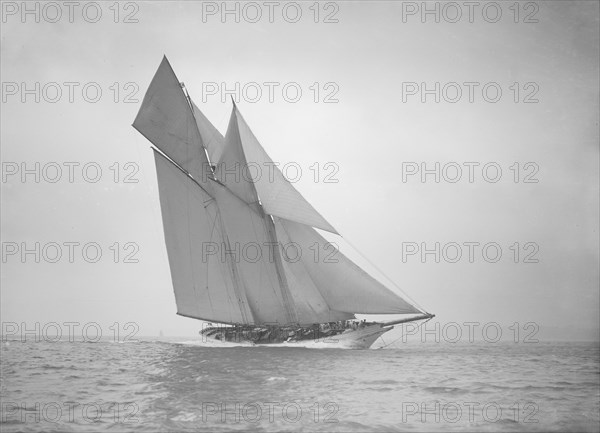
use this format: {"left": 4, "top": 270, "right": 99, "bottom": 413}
{"left": 1, "top": 340, "right": 598, "bottom": 432}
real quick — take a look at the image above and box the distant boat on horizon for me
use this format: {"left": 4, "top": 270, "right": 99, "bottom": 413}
{"left": 132, "top": 56, "right": 434, "bottom": 349}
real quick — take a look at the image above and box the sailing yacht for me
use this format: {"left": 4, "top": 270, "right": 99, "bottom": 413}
{"left": 133, "top": 56, "right": 434, "bottom": 349}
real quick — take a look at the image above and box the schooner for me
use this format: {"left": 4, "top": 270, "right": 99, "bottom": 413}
{"left": 133, "top": 57, "right": 434, "bottom": 349}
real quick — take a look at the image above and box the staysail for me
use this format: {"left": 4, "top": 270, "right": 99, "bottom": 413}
{"left": 275, "top": 218, "right": 421, "bottom": 315}
{"left": 272, "top": 216, "right": 354, "bottom": 323}
{"left": 135, "top": 56, "right": 424, "bottom": 327}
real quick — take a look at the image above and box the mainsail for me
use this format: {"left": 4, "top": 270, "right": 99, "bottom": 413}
{"left": 134, "top": 56, "right": 424, "bottom": 327}
{"left": 153, "top": 151, "right": 252, "bottom": 324}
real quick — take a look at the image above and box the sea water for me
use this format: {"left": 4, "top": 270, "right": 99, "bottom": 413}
{"left": 1, "top": 339, "right": 598, "bottom": 432}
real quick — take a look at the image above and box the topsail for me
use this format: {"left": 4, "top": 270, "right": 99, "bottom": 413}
{"left": 134, "top": 56, "right": 425, "bottom": 327}
{"left": 133, "top": 57, "right": 212, "bottom": 188}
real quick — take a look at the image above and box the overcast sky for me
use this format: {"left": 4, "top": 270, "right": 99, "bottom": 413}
{"left": 2, "top": 1, "right": 598, "bottom": 340}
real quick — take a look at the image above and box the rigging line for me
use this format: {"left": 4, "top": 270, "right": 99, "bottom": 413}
{"left": 181, "top": 82, "right": 215, "bottom": 173}
{"left": 137, "top": 146, "right": 165, "bottom": 271}
{"left": 265, "top": 216, "right": 300, "bottom": 325}
{"left": 278, "top": 219, "right": 345, "bottom": 323}
{"left": 183, "top": 167, "right": 197, "bottom": 310}
{"left": 209, "top": 171, "right": 265, "bottom": 217}
{"left": 340, "top": 235, "right": 428, "bottom": 314}
{"left": 216, "top": 206, "right": 252, "bottom": 325}
{"left": 209, "top": 206, "right": 240, "bottom": 321}
{"left": 376, "top": 317, "right": 433, "bottom": 350}
{"left": 246, "top": 209, "right": 290, "bottom": 321}
{"left": 151, "top": 146, "right": 213, "bottom": 198}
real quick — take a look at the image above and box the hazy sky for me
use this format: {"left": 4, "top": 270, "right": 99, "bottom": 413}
{"left": 1, "top": 1, "right": 598, "bottom": 340}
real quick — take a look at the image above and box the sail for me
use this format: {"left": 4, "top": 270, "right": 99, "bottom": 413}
{"left": 213, "top": 107, "right": 298, "bottom": 325}
{"left": 211, "top": 181, "right": 295, "bottom": 325}
{"left": 216, "top": 107, "right": 260, "bottom": 206}
{"left": 133, "top": 57, "right": 211, "bottom": 185}
{"left": 233, "top": 108, "right": 338, "bottom": 234}
{"left": 153, "top": 150, "right": 253, "bottom": 324}
{"left": 273, "top": 217, "right": 354, "bottom": 324}
{"left": 278, "top": 218, "right": 421, "bottom": 315}
{"left": 191, "top": 100, "right": 225, "bottom": 164}
{"left": 138, "top": 57, "right": 427, "bottom": 327}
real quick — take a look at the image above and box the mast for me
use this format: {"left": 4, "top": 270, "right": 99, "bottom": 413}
{"left": 217, "top": 104, "right": 300, "bottom": 325}
{"left": 179, "top": 81, "right": 254, "bottom": 323}
{"left": 181, "top": 81, "right": 216, "bottom": 181}
{"left": 264, "top": 214, "right": 299, "bottom": 325}
{"left": 228, "top": 101, "right": 298, "bottom": 325}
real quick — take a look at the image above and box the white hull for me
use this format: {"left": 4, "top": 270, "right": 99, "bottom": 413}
{"left": 281, "top": 324, "right": 393, "bottom": 349}
{"left": 196, "top": 324, "right": 393, "bottom": 350}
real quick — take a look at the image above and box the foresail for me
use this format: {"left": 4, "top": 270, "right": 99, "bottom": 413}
{"left": 134, "top": 57, "right": 211, "bottom": 185}
{"left": 278, "top": 218, "right": 422, "bottom": 315}
{"left": 154, "top": 151, "right": 252, "bottom": 324}
{"left": 233, "top": 108, "right": 338, "bottom": 234}
{"left": 213, "top": 107, "right": 299, "bottom": 325}
{"left": 211, "top": 181, "right": 294, "bottom": 325}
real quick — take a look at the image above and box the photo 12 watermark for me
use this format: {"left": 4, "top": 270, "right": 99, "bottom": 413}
{"left": 2, "top": 82, "right": 140, "bottom": 103}
{"left": 200, "top": 81, "right": 339, "bottom": 103}
{"left": 400, "top": 401, "right": 539, "bottom": 424}
{"left": 1, "top": 1, "right": 140, "bottom": 24}
{"left": 200, "top": 2, "right": 340, "bottom": 24}
{"left": 2, "top": 162, "right": 140, "bottom": 184}
{"left": 401, "top": 1, "right": 539, "bottom": 24}
{"left": 204, "top": 161, "right": 339, "bottom": 184}
{"left": 1, "top": 401, "right": 140, "bottom": 425}
{"left": 200, "top": 241, "right": 339, "bottom": 265}
{"left": 197, "top": 401, "right": 339, "bottom": 424}
{"left": 2, "top": 241, "right": 140, "bottom": 264}
{"left": 1, "top": 321, "right": 140, "bottom": 343}
{"left": 401, "top": 162, "right": 540, "bottom": 184}
{"left": 396, "top": 321, "right": 540, "bottom": 344}
{"left": 401, "top": 81, "right": 539, "bottom": 103}
{"left": 400, "top": 241, "right": 540, "bottom": 264}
